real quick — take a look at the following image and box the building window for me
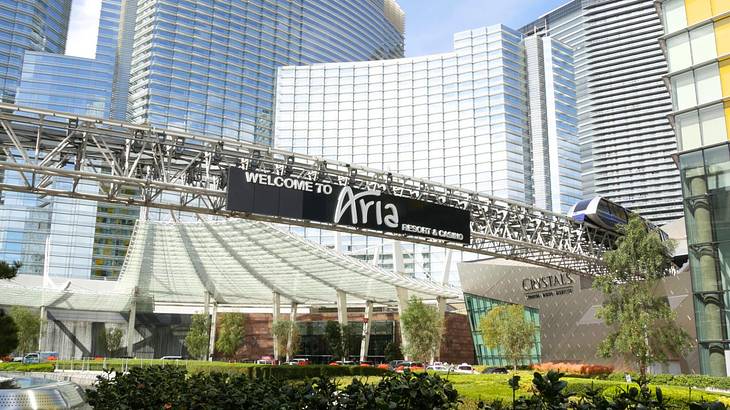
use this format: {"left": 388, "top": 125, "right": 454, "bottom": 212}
{"left": 663, "top": 0, "right": 687, "bottom": 34}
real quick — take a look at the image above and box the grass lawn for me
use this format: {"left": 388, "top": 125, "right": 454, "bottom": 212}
{"left": 336, "top": 371, "right": 730, "bottom": 409}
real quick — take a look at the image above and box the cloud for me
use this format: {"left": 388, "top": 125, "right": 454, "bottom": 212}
{"left": 65, "top": 0, "right": 102, "bottom": 58}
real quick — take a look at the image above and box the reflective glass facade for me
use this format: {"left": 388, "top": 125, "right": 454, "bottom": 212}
{"left": 522, "top": 0, "right": 685, "bottom": 224}
{"left": 127, "top": 0, "right": 404, "bottom": 145}
{"left": 3, "top": 0, "right": 139, "bottom": 279}
{"left": 659, "top": 0, "right": 730, "bottom": 376}
{"left": 274, "top": 25, "right": 580, "bottom": 280}
{"left": 464, "top": 293, "right": 541, "bottom": 366}
{"left": 0, "top": 0, "right": 71, "bottom": 103}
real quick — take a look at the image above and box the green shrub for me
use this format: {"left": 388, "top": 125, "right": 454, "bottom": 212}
{"left": 86, "top": 366, "right": 458, "bottom": 410}
{"left": 185, "top": 363, "right": 386, "bottom": 380}
{"left": 0, "top": 362, "right": 55, "bottom": 372}
{"left": 607, "top": 372, "right": 730, "bottom": 390}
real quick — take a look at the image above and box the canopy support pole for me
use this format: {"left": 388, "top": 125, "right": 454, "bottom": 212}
{"left": 359, "top": 300, "right": 373, "bottom": 362}
{"left": 208, "top": 300, "right": 218, "bottom": 361}
{"left": 272, "top": 292, "right": 281, "bottom": 362}
{"left": 38, "top": 306, "right": 46, "bottom": 351}
{"left": 441, "top": 250, "right": 453, "bottom": 285}
{"left": 336, "top": 290, "right": 348, "bottom": 326}
{"left": 286, "top": 302, "right": 298, "bottom": 362}
{"left": 126, "top": 298, "right": 137, "bottom": 357}
{"left": 432, "top": 296, "right": 447, "bottom": 363}
{"left": 393, "top": 240, "right": 409, "bottom": 360}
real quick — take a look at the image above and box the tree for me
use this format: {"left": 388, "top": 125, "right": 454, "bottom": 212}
{"left": 184, "top": 313, "right": 210, "bottom": 360}
{"left": 271, "top": 320, "right": 299, "bottom": 361}
{"left": 384, "top": 342, "right": 403, "bottom": 362}
{"left": 215, "top": 313, "right": 246, "bottom": 359}
{"left": 324, "top": 320, "right": 349, "bottom": 361}
{"left": 478, "top": 304, "right": 536, "bottom": 371}
{"left": 0, "top": 261, "right": 21, "bottom": 280}
{"left": 400, "top": 296, "right": 443, "bottom": 363}
{"left": 0, "top": 309, "right": 19, "bottom": 356}
{"left": 10, "top": 306, "right": 40, "bottom": 354}
{"left": 104, "top": 327, "right": 124, "bottom": 357}
{"left": 595, "top": 215, "right": 691, "bottom": 383}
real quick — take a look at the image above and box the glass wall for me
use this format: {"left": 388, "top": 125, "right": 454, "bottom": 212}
{"left": 679, "top": 143, "right": 730, "bottom": 376}
{"left": 464, "top": 293, "right": 541, "bottom": 366}
{"left": 297, "top": 320, "right": 395, "bottom": 363}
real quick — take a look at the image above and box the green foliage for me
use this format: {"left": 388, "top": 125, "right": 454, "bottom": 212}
{"left": 594, "top": 216, "right": 691, "bottom": 381}
{"left": 0, "top": 362, "right": 54, "bottom": 372}
{"left": 479, "top": 304, "right": 536, "bottom": 371}
{"left": 271, "top": 320, "right": 300, "bottom": 360}
{"left": 0, "top": 260, "right": 21, "bottom": 280}
{"left": 606, "top": 372, "right": 730, "bottom": 390}
{"left": 9, "top": 306, "right": 40, "bottom": 355}
{"left": 324, "top": 320, "right": 349, "bottom": 361}
{"left": 104, "top": 327, "right": 124, "bottom": 357}
{"left": 0, "top": 309, "right": 19, "bottom": 356}
{"left": 384, "top": 341, "right": 403, "bottom": 362}
{"left": 215, "top": 313, "right": 246, "bottom": 358}
{"left": 86, "top": 366, "right": 458, "bottom": 410}
{"left": 184, "top": 313, "right": 210, "bottom": 360}
{"left": 400, "top": 296, "right": 443, "bottom": 363}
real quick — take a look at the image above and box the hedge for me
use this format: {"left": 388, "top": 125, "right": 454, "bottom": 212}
{"left": 607, "top": 372, "right": 730, "bottom": 390}
{"left": 182, "top": 364, "right": 386, "bottom": 380}
{"left": 0, "top": 362, "right": 55, "bottom": 372}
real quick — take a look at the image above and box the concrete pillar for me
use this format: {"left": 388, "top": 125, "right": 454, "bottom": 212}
{"left": 203, "top": 292, "right": 211, "bottom": 317}
{"left": 336, "top": 290, "right": 348, "bottom": 326}
{"left": 441, "top": 251, "right": 453, "bottom": 285}
{"left": 126, "top": 299, "right": 136, "bottom": 357}
{"left": 38, "top": 306, "right": 46, "bottom": 351}
{"left": 392, "top": 240, "right": 404, "bottom": 274}
{"left": 432, "top": 297, "right": 447, "bottom": 363}
{"left": 396, "top": 286, "right": 409, "bottom": 360}
{"left": 272, "top": 292, "right": 281, "bottom": 361}
{"left": 208, "top": 301, "right": 218, "bottom": 361}
{"left": 335, "top": 232, "right": 342, "bottom": 253}
{"left": 286, "top": 302, "right": 298, "bottom": 362}
{"left": 359, "top": 301, "right": 373, "bottom": 362}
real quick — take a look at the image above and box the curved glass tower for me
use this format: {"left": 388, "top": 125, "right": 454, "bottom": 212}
{"left": 128, "top": 0, "right": 405, "bottom": 145}
{"left": 0, "top": 0, "right": 71, "bottom": 103}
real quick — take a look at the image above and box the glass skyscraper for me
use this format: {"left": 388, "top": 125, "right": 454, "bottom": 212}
{"left": 0, "top": 0, "right": 71, "bottom": 103}
{"left": 1, "top": 0, "right": 405, "bottom": 279}
{"left": 274, "top": 25, "right": 581, "bottom": 280}
{"left": 522, "top": 0, "right": 685, "bottom": 225}
{"left": 127, "top": 0, "right": 405, "bottom": 145}
{"left": 657, "top": 0, "right": 730, "bottom": 377}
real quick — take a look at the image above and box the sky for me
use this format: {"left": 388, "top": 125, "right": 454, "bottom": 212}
{"left": 65, "top": 0, "right": 570, "bottom": 58}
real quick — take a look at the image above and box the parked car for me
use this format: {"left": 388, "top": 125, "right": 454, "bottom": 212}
{"left": 426, "top": 364, "right": 452, "bottom": 372}
{"left": 22, "top": 351, "right": 58, "bottom": 364}
{"left": 328, "top": 360, "right": 356, "bottom": 366}
{"left": 452, "top": 363, "right": 477, "bottom": 374}
{"left": 482, "top": 366, "right": 509, "bottom": 374}
{"left": 387, "top": 360, "right": 404, "bottom": 370}
{"left": 255, "top": 359, "right": 274, "bottom": 365}
{"left": 395, "top": 361, "right": 425, "bottom": 372}
{"left": 291, "top": 358, "right": 309, "bottom": 366}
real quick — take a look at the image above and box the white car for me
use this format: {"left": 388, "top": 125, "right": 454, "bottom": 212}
{"left": 452, "top": 363, "right": 477, "bottom": 374}
{"left": 426, "top": 364, "right": 451, "bottom": 372}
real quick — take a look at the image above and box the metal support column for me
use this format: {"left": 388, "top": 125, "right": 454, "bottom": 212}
{"left": 441, "top": 250, "right": 453, "bottom": 285}
{"left": 272, "top": 292, "right": 281, "bottom": 361}
{"left": 432, "top": 296, "right": 447, "bottom": 363}
{"left": 38, "top": 306, "right": 46, "bottom": 351}
{"left": 396, "top": 286, "right": 409, "bottom": 361}
{"left": 359, "top": 301, "right": 373, "bottom": 362}
{"left": 286, "top": 302, "right": 298, "bottom": 362}
{"left": 126, "top": 299, "right": 137, "bottom": 357}
{"left": 336, "top": 290, "right": 348, "bottom": 326}
{"left": 208, "top": 300, "right": 218, "bottom": 361}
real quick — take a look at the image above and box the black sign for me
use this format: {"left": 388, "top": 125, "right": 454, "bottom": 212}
{"left": 226, "top": 168, "right": 471, "bottom": 244}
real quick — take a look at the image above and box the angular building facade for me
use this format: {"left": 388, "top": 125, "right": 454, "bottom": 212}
{"left": 274, "top": 25, "right": 581, "bottom": 280}
{"left": 127, "top": 0, "right": 405, "bottom": 146}
{"left": 522, "top": 0, "right": 684, "bottom": 224}
{"left": 657, "top": 0, "right": 730, "bottom": 376}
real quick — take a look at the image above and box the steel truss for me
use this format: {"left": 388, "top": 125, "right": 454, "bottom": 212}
{"left": 0, "top": 104, "right": 615, "bottom": 276}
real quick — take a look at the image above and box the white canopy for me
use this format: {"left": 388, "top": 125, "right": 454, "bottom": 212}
{"left": 1, "top": 219, "right": 461, "bottom": 312}
{"left": 118, "top": 219, "right": 461, "bottom": 306}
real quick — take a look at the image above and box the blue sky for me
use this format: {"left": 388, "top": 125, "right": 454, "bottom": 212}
{"left": 66, "top": 0, "right": 571, "bottom": 58}
{"left": 397, "top": 0, "right": 570, "bottom": 57}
